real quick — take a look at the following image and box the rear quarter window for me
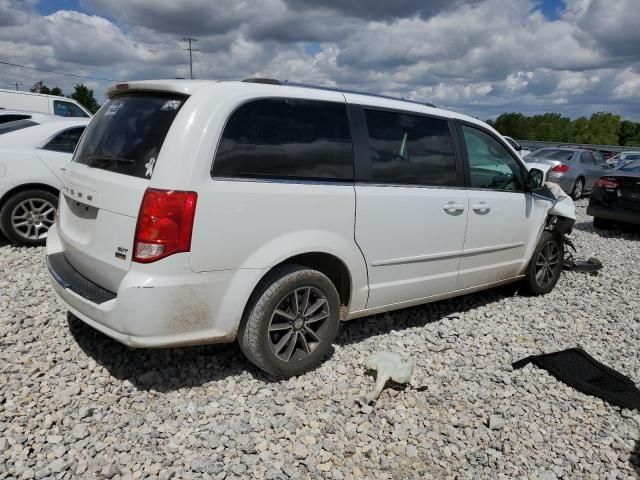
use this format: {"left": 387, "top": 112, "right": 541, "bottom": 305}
{"left": 212, "top": 98, "right": 353, "bottom": 181}
{"left": 73, "top": 93, "right": 186, "bottom": 178}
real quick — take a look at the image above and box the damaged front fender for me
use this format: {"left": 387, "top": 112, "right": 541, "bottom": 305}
{"left": 534, "top": 181, "right": 577, "bottom": 234}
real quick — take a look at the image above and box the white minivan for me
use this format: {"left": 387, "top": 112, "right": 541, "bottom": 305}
{"left": 0, "top": 89, "right": 92, "bottom": 118}
{"left": 46, "top": 79, "right": 575, "bottom": 377}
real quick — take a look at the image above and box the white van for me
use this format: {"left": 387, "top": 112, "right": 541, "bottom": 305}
{"left": 0, "top": 89, "right": 92, "bottom": 118}
{"left": 46, "top": 79, "right": 575, "bottom": 377}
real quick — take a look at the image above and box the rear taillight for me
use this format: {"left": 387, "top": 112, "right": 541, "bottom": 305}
{"left": 133, "top": 188, "right": 197, "bottom": 263}
{"left": 593, "top": 178, "right": 619, "bottom": 189}
{"left": 551, "top": 164, "right": 570, "bottom": 173}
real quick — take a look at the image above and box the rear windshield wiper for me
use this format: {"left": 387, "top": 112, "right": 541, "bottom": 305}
{"left": 85, "top": 154, "right": 136, "bottom": 164}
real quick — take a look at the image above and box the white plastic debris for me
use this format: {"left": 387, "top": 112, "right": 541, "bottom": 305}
{"left": 359, "top": 351, "right": 415, "bottom": 405}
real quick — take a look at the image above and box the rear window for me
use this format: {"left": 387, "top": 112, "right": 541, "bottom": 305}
{"left": 619, "top": 159, "right": 640, "bottom": 172}
{"left": 74, "top": 93, "right": 186, "bottom": 178}
{"left": 530, "top": 149, "right": 574, "bottom": 161}
{"left": 212, "top": 98, "right": 353, "bottom": 181}
{"left": 0, "top": 119, "right": 39, "bottom": 135}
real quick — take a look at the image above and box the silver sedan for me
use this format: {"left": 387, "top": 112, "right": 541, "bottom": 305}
{"left": 524, "top": 148, "right": 609, "bottom": 200}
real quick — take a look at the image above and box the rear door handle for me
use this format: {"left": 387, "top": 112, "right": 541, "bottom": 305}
{"left": 472, "top": 202, "right": 491, "bottom": 214}
{"left": 443, "top": 202, "right": 465, "bottom": 214}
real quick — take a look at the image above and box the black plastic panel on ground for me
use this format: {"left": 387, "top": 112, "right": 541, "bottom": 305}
{"left": 47, "top": 253, "right": 117, "bottom": 305}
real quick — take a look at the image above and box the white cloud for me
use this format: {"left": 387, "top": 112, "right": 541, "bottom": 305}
{"left": 0, "top": 0, "right": 638, "bottom": 119}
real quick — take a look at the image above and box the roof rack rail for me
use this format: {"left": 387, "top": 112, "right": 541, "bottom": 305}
{"left": 242, "top": 78, "right": 282, "bottom": 85}
{"left": 240, "top": 78, "right": 436, "bottom": 108}
{"left": 283, "top": 81, "right": 436, "bottom": 108}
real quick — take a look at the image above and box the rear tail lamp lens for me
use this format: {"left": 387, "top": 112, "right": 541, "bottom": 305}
{"left": 551, "top": 164, "right": 570, "bottom": 173}
{"left": 593, "top": 178, "right": 619, "bottom": 189}
{"left": 133, "top": 188, "right": 197, "bottom": 263}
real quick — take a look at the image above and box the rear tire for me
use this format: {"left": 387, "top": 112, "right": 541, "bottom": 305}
{"left": 521, "top": 231, "right": 564, "bottom": 296}
{"left": 0, "top": 189, "right": 58, "bottom": 247}
{"left": 570, "top": 177, "right": 584, "bottom": 200}
{"left": 593, "top": 217, "right": 612, "bottom": 229}
{"left": 237, "top": 265, "right": 341, "bottom": 378}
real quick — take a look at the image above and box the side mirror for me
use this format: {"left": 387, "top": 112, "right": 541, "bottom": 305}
{"left": 526, "top": 168, "right": 545, "bottom": 192}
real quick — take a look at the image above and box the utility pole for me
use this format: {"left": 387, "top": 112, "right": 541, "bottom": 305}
{"left": 14, "top": 82, "right": 22, "bottom": 91}
{"left": 182, "top": 37, "right": 199, "bottom": 79}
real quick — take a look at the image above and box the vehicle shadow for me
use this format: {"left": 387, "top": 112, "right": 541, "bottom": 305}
{"left": 67, "top": 313, "right": 273, "bottom": 391}
{"left": 68, "top": 284, "right": 519, "bottom": 391}
{"left": 337, "top": 283, "right": 518, "bottom": 346}
{"left": 573, "top": 220, "right": 640, "bottom": 239}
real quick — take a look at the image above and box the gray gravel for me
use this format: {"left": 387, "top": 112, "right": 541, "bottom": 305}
{"left": 1, "top": 199, "right": 640, "bottom": 479}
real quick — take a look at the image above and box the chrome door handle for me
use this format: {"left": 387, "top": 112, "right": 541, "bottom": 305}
{"left": 472, "top": 202, "right": 490, "bottom": 214}
{"left": 443, "top": 202, "right": 465, "bottom": 214}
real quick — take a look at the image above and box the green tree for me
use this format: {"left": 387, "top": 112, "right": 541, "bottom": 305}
{"left": 30, "top": 81, "right": 64, "bottom": 96}
{"left": 586, "top": 112, "right": 620, "bottom": 145}
{"left": 571, "top": 117, "right": 591, "bottom": 143}
{"left": 70, "top": 84, "right": 100, "bottom": 113}
{"left": 492, "top": 113, "right": 532, "bottom": 139}
{"left": 530, "top": 113, "right": 572, "bottom": 142}
{"left": 619, "top": 120, "right": 640, "bottom": 147}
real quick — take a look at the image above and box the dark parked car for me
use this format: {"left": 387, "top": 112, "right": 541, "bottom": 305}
{"left": 587, "top": 159, "right": 640, "bottom": 228}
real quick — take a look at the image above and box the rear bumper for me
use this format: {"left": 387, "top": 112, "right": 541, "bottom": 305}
{"left": 586, "top": 204, "right": 640, "bottom": 225}
{"left": 46, "top": 224, "right": 265, "bottom": 348}
{"left": 547, "top": 173, "right": 576, "bottom": 194}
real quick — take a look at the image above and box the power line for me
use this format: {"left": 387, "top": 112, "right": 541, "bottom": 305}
{"left": 0, "top": 60, "right": 116, "bottom": 82}
{"left": 182, "top": 37, "right": 198, "bottom": 80}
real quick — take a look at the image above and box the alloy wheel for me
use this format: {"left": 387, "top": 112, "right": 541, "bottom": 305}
{"left": 535, "top": 240, "right": 561, "bottom": 288}
{"left": 573, "top": 179, "right": 583, "bottom": 198}
{"left": 10, "top": 198, "right": 56, "bottom": 241}
{"left": 267, "top": 287, "right": 330, "bottom": 363}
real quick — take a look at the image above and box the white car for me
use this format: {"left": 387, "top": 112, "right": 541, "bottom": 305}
{"left": 0, "top": 116, "right": 90, "bottom": 245}
{"left": 0, "top": 89, "right": 92, "bottom": 118}
{"left": 607, "top": 151, "right": 640, "bottom": 169}
{"left": 46, "top": 79, "right": 575, "bottom": 377}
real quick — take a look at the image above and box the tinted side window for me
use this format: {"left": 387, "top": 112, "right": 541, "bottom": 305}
{"left": 580, "top": 152, "right": 594, "bottom": 165}
{"left": 53, "top": 100, "right": 89, "bottom": 118}
{"left": 362, "top": 109, "right": 457, "bottom": 186}
{"left": 462, "top": 125, "right": 524, "bottom": 191}
{"left": 213, "top": 99, "right": 353, "bottom": 181}
{"left": 0, "top": 114, "right": 30, "bottom": 124}
{"left": 0, "top": 119, "right": 38, "bottom": 135}
{"left": 43, "top": 127, "right": 86, "bottom": 153}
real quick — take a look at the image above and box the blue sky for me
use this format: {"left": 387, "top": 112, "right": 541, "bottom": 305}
{"left": 537, "top": 0, "right": 566, "bottom": 20}
{"left": 2, "top": 0, "right": 639, "bottom": 120}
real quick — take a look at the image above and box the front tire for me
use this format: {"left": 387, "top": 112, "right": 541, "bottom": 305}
{"left": 521, "top": 231, "right": 564, "bottom": 296}
{"left": 238, "top": 265, "right": 341, "bottom": 378}
{"left": 570, "top": 177, "right": 584, "bottom": 200}
{"left": 0, "top": 189, "right": 58, "bottom": 246}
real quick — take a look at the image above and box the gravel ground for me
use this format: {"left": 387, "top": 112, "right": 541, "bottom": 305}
{"left": 1, "top": 199, "right": 640, "bottom": 479}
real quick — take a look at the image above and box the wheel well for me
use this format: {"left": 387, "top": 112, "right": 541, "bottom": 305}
{"left": 276, "top": 252, "right": 352, "bottom": 308}
{"left": 0, "top": 183, "right": 59, "bottom": 210}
